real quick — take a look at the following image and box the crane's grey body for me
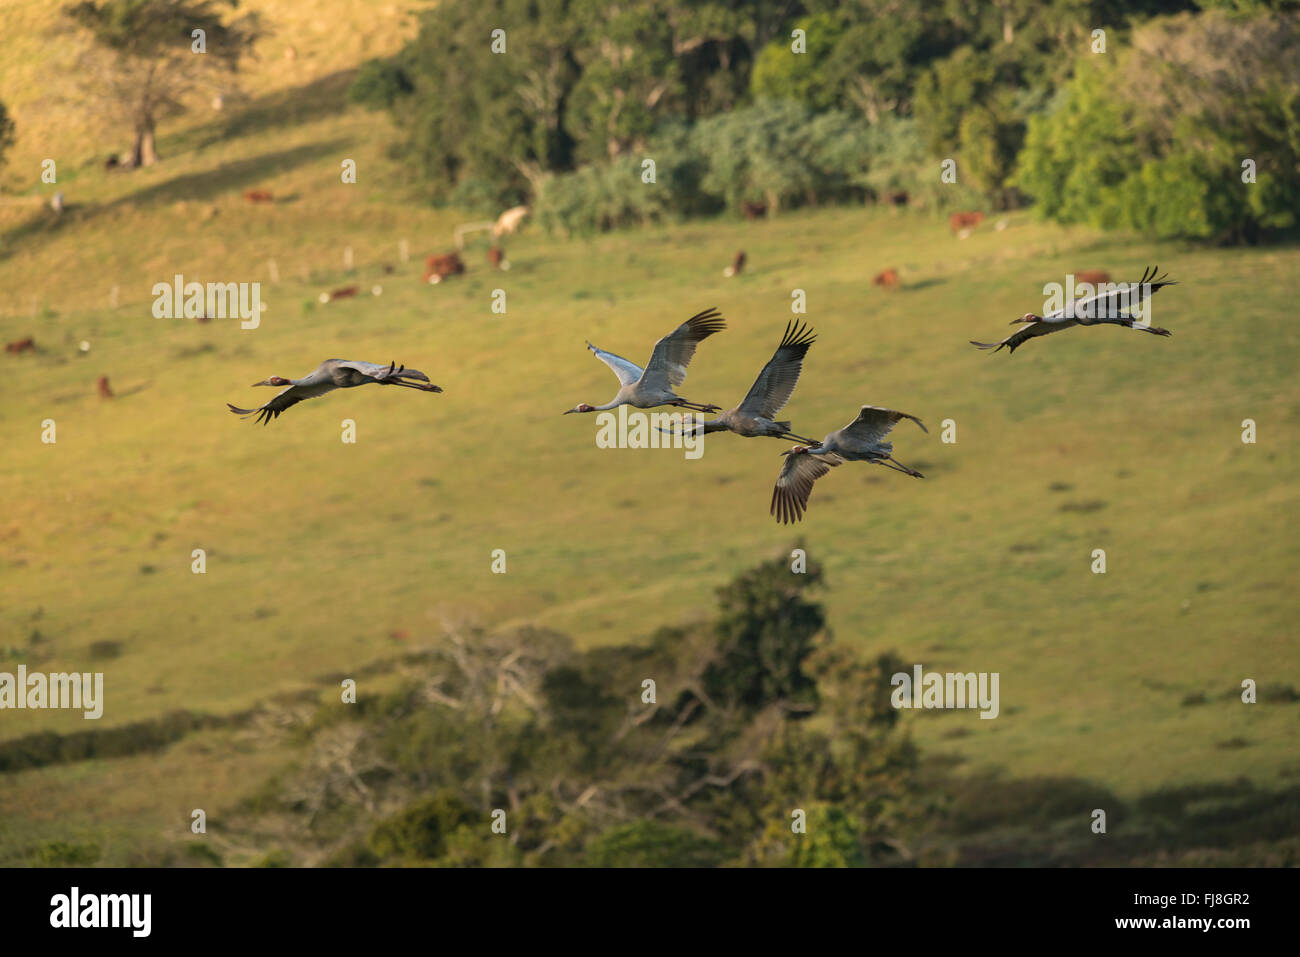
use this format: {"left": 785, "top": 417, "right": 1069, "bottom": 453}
{"left": 662, "top": 320, "right": 820, "bottom": 445}
{"left": 565, "top": 308, "right": 725, "bottom": 415}
{"left": 972, "top": 265, "right": 1177, "bottom": 355}
{"left": 228, "top": 358, "right": 441, "bottom": 425}
{"left": 771, "top": 405, "right": 927, "bottom": 523}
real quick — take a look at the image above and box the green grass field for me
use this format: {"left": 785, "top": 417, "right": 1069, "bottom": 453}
{"left": 1, "top": 1, "right": 1297, "bottom": 866}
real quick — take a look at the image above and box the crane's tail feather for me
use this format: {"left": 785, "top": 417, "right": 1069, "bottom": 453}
{"left": 227, "top": 402, "right": 277, "bottom": 425}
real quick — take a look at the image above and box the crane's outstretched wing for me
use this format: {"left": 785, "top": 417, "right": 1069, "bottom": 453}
{"left": 335, "top": 360, "right": 433, "bottom": 384}
{"left": 640, "top": 307, "right": 726, "bottom": 390}
{"left": 839, "top": 406, "right": 928, "bottom": 445}
{"left": 771, "top": 451, "right": 842, "bottom": 524}
{"left": 227, "top": 380, "right": 338, "bottom": 426}
{"left": 585, "top": 342, "right": 644, "bottom": 386}
{"left": 1054, "top": 264, "right": 1177, "bottom": 321}
{"left": 971, "top": 318, "right": 1077, "bottom": 355}
{"left": 737, "top": 320, "right": 816, "bottom": 419}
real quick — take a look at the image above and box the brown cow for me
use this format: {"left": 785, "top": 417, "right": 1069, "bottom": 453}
{"left": 741, "top": 200, "right": 767, "bottom": 220}
{"left": 723, "top": 250, "right": 746, "bottom": 278}
{"left": 423, "top": 252, "right": 466, "bottom": 284}
{"left": 5, "top": 337, "right": 35, "bottom": 354}
{"left": 487, "top": 245, "right": 505, "bottom": 269}
{"left": 872, "top": 268, "right": 900, "bottom": 288}
{"left": 97, "top": 376, "right": 114, "bottom": 399}
{"left": 1073, "top": 270, "right": 1110, "bottom": 285}
{"left": 320, "top": 286, "right": 360, "bottom": 303}
{"left": 886, "top": 191, "right": 909, "bottom": 208}
{"left": 949, "top": 211, "right": 985, "bottom": 235}
{"left": 243, "top": 189, "right": 274, "bottom": 203}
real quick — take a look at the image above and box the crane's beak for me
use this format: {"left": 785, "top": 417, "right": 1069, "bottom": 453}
{"left": 562, "top": 408, "right": 576, "bottom": 415}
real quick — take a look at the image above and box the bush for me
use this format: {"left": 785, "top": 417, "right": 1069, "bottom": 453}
{"left": 347, "top": 59, "right": 413, "bottom": 111}
{"left": 585, "top": 821, "right": 726, "bottom": 867}
{"left": 534, "top": 101, "right": 879, "bottom": 234}
{"left": 858, "top": 117, "right": 982, "bottom": 211}
{"left": 1017, "top": 10, "right": 1300, "bottom": 243}
{"left": 31, "top": 841, "right": 101, "bottom": 867}
{"left": 691, "top": 99, "right": 870, "bottom": 213}
{"left": 367, "top": 791, "right": 477, "bottom": 863}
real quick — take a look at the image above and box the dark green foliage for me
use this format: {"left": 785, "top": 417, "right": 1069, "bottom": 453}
{"left": 383, "top": 0, "right": 1270, "bottom": 226}
{"left": 585, "top": 820, "right": 726, "bottom": 867}
{"left": 346, "top": 59, "right": 413, "bottom": 111}
{"left": 367, "top": 791, "right": 477, "bottom": 862}
{"left": 0, "top": 101, "right": 14, "bottom": 175}
{"left": 535, "top": 102, "right": 877, "bottom": 233}
{"left": 235, "top": 551, "right": 921, "bottom": 866}
{"left": 702, "top": 546, "right": 824, "bottom": 714}
{"left": 1017, "top": 10, "right": 1300, "bottom": 242}
{"left": 31, "top": 841, "right": 101, "bottom": 866}
{"left": 0, "top": 710, "right": 213, "bottom": 772}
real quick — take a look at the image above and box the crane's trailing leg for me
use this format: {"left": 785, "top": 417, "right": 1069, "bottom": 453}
{"left": 382, "top": 379, "right": 443, "bottom": 392}
{"left": 673, "top": 399, "right": 721, "bottom": 414}
{"left": 880, "top": 456, "right": 924, "bottom": 478}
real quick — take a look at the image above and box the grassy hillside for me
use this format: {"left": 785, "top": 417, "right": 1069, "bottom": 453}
{"left": 1, "top": 1, "right": 1297, "bottom": 866}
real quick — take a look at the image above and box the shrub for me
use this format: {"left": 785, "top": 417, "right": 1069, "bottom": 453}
{"left": 347, "top": 59, "right": 413, "bottom": 111}
{"left": 1017, "top": 10, "right": 1300, "bottom": 243}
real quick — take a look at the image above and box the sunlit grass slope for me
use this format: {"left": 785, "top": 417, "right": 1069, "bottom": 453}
{"left": 0, "top": 0, "right": 1297, "bottom": 866}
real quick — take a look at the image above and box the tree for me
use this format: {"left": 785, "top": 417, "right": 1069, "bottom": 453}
{"left": 1017, "top": 9, "right": 1300, "bottom": 242}
{"left": 63, "top": 0, "right": 261, "bottom": 167}
{"left": 701, "top": 545, "right": 825, "bottom": 714}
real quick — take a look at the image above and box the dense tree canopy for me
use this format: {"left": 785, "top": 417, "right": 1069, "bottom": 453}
{"left": 1017, "top": 10, "right": 1300, "bottom": 241}
{"left": 363, "top": 0, "right": 1297, "bottom": 242}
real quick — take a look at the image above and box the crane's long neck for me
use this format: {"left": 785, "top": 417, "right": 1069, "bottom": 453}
{"left": 593, "top": 398, "right": 624, "bottom": 412}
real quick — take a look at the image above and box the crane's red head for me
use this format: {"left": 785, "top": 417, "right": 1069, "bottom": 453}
{"left": 563, "top": 403, "right": 595, "bottom": 415}
{"left": 1010, "top": 312, "right": 1039, "bottom": 325}
{"left": 783, "top": 446, "right": 809, "bottom": 457}
{"left": 253, "top": 376, "right": 291, "bottom": 387}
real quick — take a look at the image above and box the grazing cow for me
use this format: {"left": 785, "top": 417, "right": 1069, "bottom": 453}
{"left": 492, "top": 206, "right": 529, "bottom": 238}
{"left": 97, "top": 376, "right": 114, "bottom": 399}
{"left": 423, "top": 252, "right": 466, "bottom": 284}
{"left": 872, "top": 268, "right": 900, "bottom": 288}
{"left": 948, "top": 211, "right": 985, "bottom": 235}
{"left": 741, "top": 200, "right": 768, "bottom": 220}
{"left": 487, "top": 245, "right": 506, "bottom": 269}
{"left": 5, "top": 337, "right": 35, "bottom": 354}
{"left": 243, "top": 189, "right": 274, "bottom": 204}
{"left": 1073, "top": 270, "right": 1110, "bottom": 285}
{"left": 723, "top": 250, "right": 746, "bottom": 278}
{"left": 319, "top": 286, "right": 360, "bottom": 303}
{"left": 886, "top": 191, "right": 909, "bottom": 208}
